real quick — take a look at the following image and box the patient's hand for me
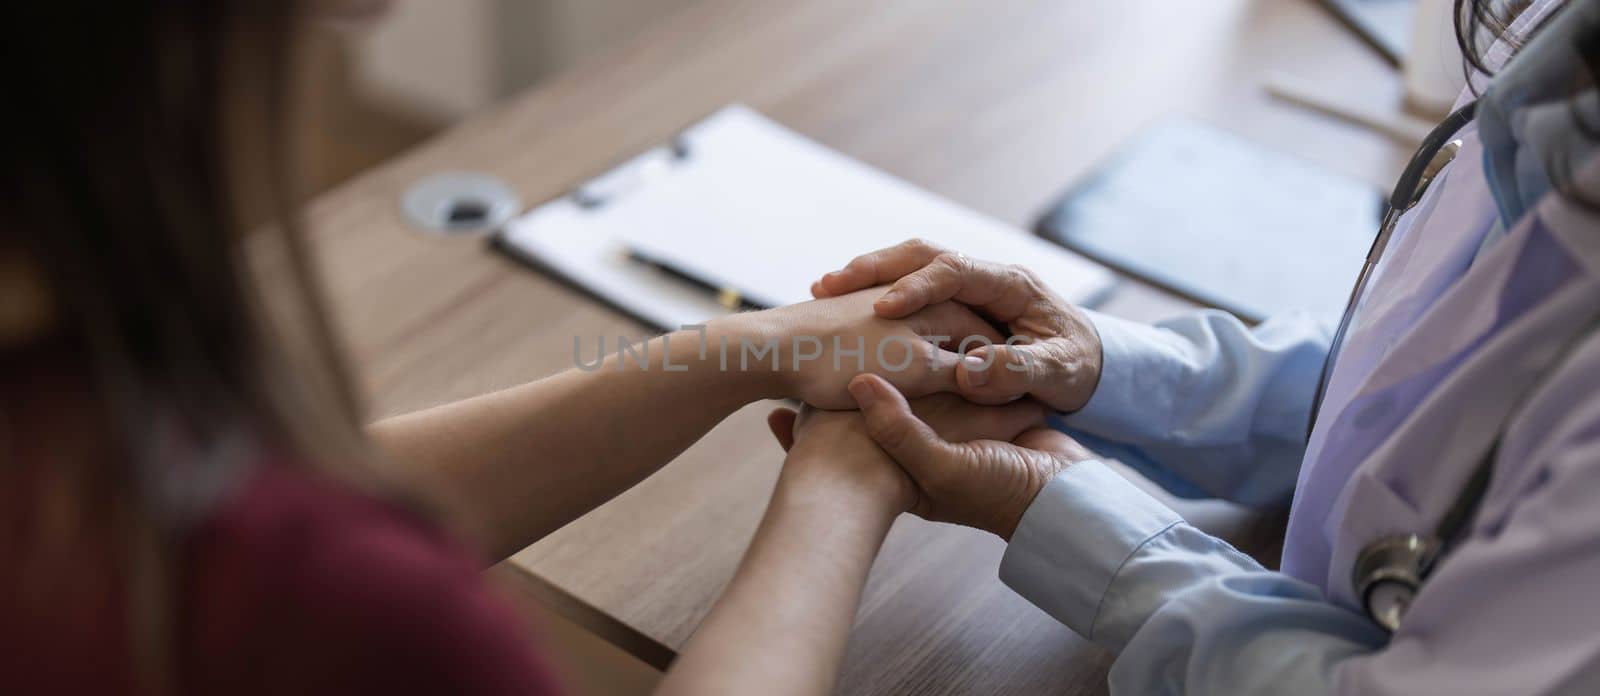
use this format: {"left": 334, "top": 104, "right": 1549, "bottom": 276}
{"left": 773, "top": 406, "right": 917, "bottom": 513}
{"left": 727, "top": 288, "right": 1005, "bottom": 409}
{"left": 767, "top": 392, "right": 1051, "bottom": 527}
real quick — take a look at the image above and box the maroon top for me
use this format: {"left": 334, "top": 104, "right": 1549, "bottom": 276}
{"left": 4, "top": 463, "right": 563, "bottom": 695}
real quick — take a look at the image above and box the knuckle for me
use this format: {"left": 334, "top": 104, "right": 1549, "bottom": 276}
{"left": 908, "top": 268, "right": 942, "bottom": 293}
{"left": 1040, "top": 340, "right": 1074, "bottom": 373}
{"left": 934, "top": 252, "right": 969, "bottom": 273}
{"left": 1004, "top": 263, "right": 1038, "bottom": 284}
{"left": 1022, "top": 345, "right": 1072, "bottom": 387}
{"left": 868, "top": 413, "right": 910, "bottom": 449}
{"left": 1024, "top": 355, "right": 1046, "bottom": 386}
{"left": 891, "top": 273, "right": 924, "bottom": 296}
{"left": 998, "top": 347, "right": 1035, "bottom": 383}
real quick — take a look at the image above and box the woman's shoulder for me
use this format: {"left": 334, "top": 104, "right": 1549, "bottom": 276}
{"left": 183, "top": 463, "right": 561, "bottom": 695}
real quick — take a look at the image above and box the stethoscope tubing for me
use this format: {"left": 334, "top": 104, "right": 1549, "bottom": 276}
{"left": 1306, "top": 100, "right": 1480, "bottom": 437}
{"left": 1302, "top": 99, "right": 1523, "bottom": 633}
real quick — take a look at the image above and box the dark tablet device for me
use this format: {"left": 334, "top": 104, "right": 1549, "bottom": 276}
{"left": 1034, "top": 120, "right": 1382, "bottom": 324}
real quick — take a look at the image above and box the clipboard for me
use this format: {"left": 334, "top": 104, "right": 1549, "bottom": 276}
{"left": 495, "top": 105, "right": 1117, "bottom": 331}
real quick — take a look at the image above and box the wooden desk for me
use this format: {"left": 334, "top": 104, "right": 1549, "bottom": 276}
{"left": 308, "top": 1, "right": 1409, "bottom": 692}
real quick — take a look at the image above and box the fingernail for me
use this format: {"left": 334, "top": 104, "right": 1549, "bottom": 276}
{"left": 875, "top": 290, "right": 900, "bottom": 307}
{"left": 963, "top": 356, "right": 989, "bottom": 386}
{"left": 848, "top": 377, "right": 877, "bottom": 406}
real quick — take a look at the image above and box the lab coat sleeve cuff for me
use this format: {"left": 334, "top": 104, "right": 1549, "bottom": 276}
{"left": 999, "top": 460, "right": 1183, "bottom": 641}
{"left": 1065, "top": 310, "right": 1177, "bottom": 432}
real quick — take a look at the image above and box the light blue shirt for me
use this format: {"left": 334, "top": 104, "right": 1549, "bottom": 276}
{"left": 998, "top": 2, "right": 1600, "bottom": 692}
{"left": 1003, "top": 219, "right": 1600, "bottom": 693}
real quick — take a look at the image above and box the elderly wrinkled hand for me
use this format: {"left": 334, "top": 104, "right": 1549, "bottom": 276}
{"left": 810, "top": 238, "right": 1104, "bottom": 413}
{"left": 767, "top": 386, "right": 1094, "bottom": 539}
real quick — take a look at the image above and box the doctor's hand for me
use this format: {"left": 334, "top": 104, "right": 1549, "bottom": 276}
{"left": 767, "top": 381, "right": 1090, "bottom": 540}
{"left": 849, "top": 374, "right": 1094, "bottom": 539}
{"left": 811, "top": 239, "right": 1103, "bottom": 412}
{"left": 769, "top": 391, "right": 1046, "bottom": 521}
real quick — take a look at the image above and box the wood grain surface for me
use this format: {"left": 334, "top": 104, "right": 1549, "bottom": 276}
{"left": 306, "top": 1, "right": 1410, "bottom": 692}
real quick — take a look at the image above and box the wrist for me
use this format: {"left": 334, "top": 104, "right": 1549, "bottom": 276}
{"left": 777, "top": 452, "right": 913, "bottom": 517}
{"left": 991, "top": 473, "right": 1051, "bottom": 541}
{"left": 1056, "top": 308, "right": 1104, "bottom": 413}
{"left": 991, "top": 453, "right": 1079, "bottom": 541}
{"left": 698, "top": 314, "right": 787, "bottom": 401}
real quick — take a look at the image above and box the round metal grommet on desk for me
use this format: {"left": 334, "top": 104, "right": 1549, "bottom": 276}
{"left": 401, "top": 172, "right": 522, "bottom": 235}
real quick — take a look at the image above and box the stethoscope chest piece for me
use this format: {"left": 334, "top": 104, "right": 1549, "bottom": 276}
{"left": 1351, "top": 533, "right": 1442, "bottom": 632}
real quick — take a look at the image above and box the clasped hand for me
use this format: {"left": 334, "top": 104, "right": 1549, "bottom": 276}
{"left": 766, "top": 239, "right": 1102, "bottom": 538}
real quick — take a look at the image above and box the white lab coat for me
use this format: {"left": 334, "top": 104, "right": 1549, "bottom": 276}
{"left": 997, "top": 1, "right": 1600, "bottom": 692}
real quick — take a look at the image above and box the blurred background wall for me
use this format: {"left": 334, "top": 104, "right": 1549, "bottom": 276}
{"left": 308, "top": 0, "right": 694, "bottom": 196}
{"left": 353, "top": 0, "right": 694, "bottom": 121}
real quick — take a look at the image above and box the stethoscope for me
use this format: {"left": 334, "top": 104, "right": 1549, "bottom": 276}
{"left": 1308, "top": 100, "right": 1487, "bottom": 634}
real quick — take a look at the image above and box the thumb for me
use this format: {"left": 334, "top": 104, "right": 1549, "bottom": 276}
{"left": 1013, "top": 427, "right": 1095, "bottom": 462}
{"left": 956, "top": 342, "right": 1054, "bottom": 405}
{"left": 847, "top": 374, "right": 957, "bottom": 466}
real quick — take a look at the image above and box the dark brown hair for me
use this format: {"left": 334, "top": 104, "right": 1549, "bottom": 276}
{"left": 3, "top": 2, "right": 363, "bottom": 455}
{"left": 1455, "top": 0, "right": 1538, "bottom": 74}
{"left": 2, "top": 2, "right": 374, "bottom": 689}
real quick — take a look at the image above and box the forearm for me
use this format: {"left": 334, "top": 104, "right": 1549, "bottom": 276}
{"left": 657, "top": 473, "right": 900, "bottom": 696}
{"left": 1000, "top": 461, "right": 1386, "bottom": 695}
{"left": 368, "top": 318, "right": 778, "bottom": 561}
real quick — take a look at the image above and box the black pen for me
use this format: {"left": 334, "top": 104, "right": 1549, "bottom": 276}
{"left": 626, "top": 249, "right": 767, "bottom": 312}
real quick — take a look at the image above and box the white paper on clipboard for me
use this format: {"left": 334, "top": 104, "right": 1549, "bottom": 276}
{"left": 498, "top": 105, "right": 1116, "bottom": 330}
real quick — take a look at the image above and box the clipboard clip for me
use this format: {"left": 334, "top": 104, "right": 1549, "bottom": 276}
{"left": 570, "top": 135, "right": 693, "bottom": 210}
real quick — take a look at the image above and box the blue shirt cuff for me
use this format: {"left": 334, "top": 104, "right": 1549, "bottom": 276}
{"left": 999, "top": 460, "right": 1183, "bottom": 641}
{"left": 1065, "top": 310, "right": 1177, "bottom": 434}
